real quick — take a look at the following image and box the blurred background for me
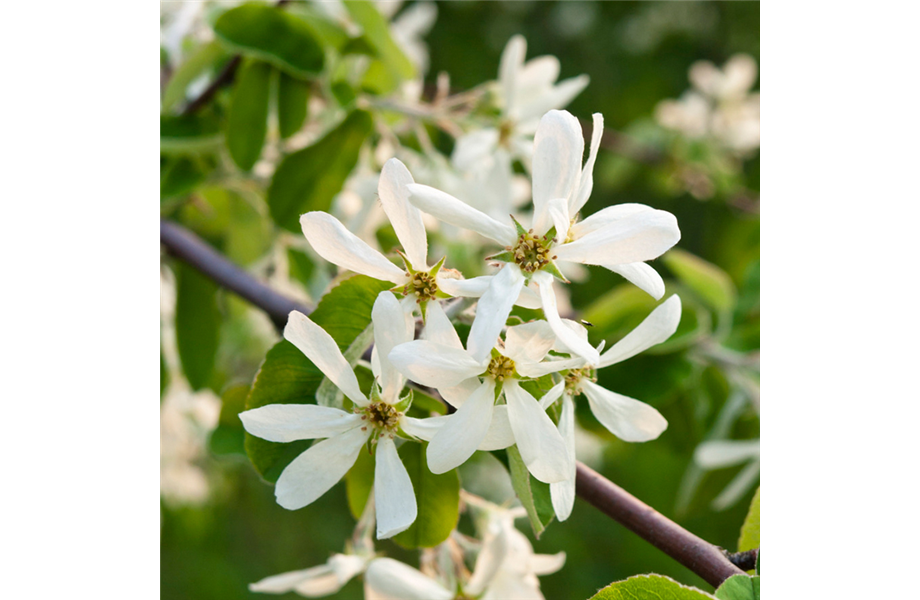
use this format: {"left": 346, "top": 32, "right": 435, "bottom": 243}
{"left": 160, "top": 1, "right": 759, "bottom": 598}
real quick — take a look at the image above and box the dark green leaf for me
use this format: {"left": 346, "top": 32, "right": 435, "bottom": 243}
{"left": 214, "top": 3, "right": 324, "bottom": 78}
{"left": 160, "top": 350, "right": 169, "bottom": 399}
{"left": 287, "top": 248, "right": 317, "bottom": 287}
{"left": 175, "top": 262, "right": 221, "bottom": 390}
{"left": 160, "top": 112, "right": 222, "bottom": 154}
{"left": 227, "top": 60, "right": 273, "bottom": 171}
{"left": 268, "top": 110, "right": 373, "bottom": 231}
{"left": 346, "top": 448, "right": 376, "bottom": 520}
{"left": 160, "top": 155, "right": 213, "bottom": 201}
{"left": 330, "top": 81, "right": 357, "bottom": 109}
{"left": 284, "top": 3, "right": 351, "bottom": 50}
{"left": 392, "top": 443, "right": 460, "bottom": 549}
{"left": 277, "top": 72, "right": 310, "bottom": 139}
{"left": 590, "top": 574, "right": 718, "bottom": 599}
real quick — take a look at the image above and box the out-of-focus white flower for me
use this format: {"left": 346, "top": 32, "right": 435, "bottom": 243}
{"left": 160, "top": 384, "right": 221, "bottom": 506}
{"left": 249, "top": 553, "right": 370, "bottom": 597}
{"left": 365, "top": 505, "right": 564, "bottom": 600}
{"left": 655, "top": 54, "right": 760, "bottom": 153}
{"left": 694, "top": 438, "right": 760, "bottom": 511}
{"left": 452, "top": 35, "right": 589, "bottom": 174}
{"left": 545, "top": 297, "right": 681, "bottom": 520}
{"left": 240, "top": 292, "right": 442, "bottom": 539}
{"left": 409, "top": 110, "right": 680, "bottom": 364}
{"left": 387, "top": 1, "right": 437, "bottom": 75}
{"left": 389, "top": 306, "right": 571, "bottom": 483}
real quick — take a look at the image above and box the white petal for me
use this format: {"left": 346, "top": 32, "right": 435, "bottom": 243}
{"left": 504, "top": 380, "right": 570, "bottom": 483}
{"left": 518, "top": 355, "right": 585, "bottom": 379}
{"left": 550, "top": 395, "right": 576, "bottom": 521}
{"left": 438, "top": 377, "right": 483, "bottom": 408}
{"left": 533, "top": 271, "right": 599, "bottom": 365}
{"left": 421, "top": 299, "right": 463, "bottom": 349}
{"left": 467, "top": 264, "right": 526, "bottom": 364}
{"left": 499, "top": 35, "right": 526, "bottom": 116}
{"left": 570, "top": 112, "right": 604, "bottom": 215}
{"left": 531, "top": 110, "right": 583, "bottom": 234}
{"left": 538, "top": 380, "right": 566, "bottom": 410}
{"left": 239, "top": 404, "right": 360, "bottom": 443}
{"left": 406, "top": 183, "right": 516, "bottom": 246}
{"left": 249, "top": 565, "right": 336, "bottom": 595}
{"left": 516, "top": 74, "right": 590, "bottom": 123}
{"left": 568, "top": 203, "right": 655, "bottom": 239}
{"left": 555, "top": 209, "right": 680, "bottom": 266}
{"left": 694, "top": 439, "right": 760, "bottom": 469}
{"left": 478, "top": 405, "right": 515, "bottom": 450}
{"left": 516, "top": 283, "right": 543, "bottom": 309}
{"left": 503, "top": 320, "right": 556, "bottom": 365}
{"left": 581, "top": 381, "right": 667, "bottom": 442}
{"left": 300, "top": 212, "right": 406, "bottom": 284}
{"left": 328, "top": 554, "right": 369, "bottom": 585}
{"left": 544, "top": 196, "right": 571, "bottom": 240}
{"left": 365, "top": 558, "right": 453, "bottom": 600}
{"left": 605, "top": 262, "right": 666, "bottom": 300}
{"left": 373, "top": 291, "right": 414, "bottom": 400}
{"left": 388, "top": 340, "right": 484, "bottom": 388}
{"left": 400, "top": 415, "right": 447, "bottom": 441}
{"left": 374, "top": 436, "right": 417, "bottom": 539}
{"left": 436, "top": 274, "right": 492, "bottom": 300}
{"left": 379, "top": 158, "right": 428, "bottom": 269}
{"left": 530, "top": 551, "right": 567, "bottom": 576}
{"left": 452, "top": 128, "right": 500, "bottom": 172}
{"left": 274, "top": 425, "right": 370, "bottom": 510}
{"left": 517, "top": 55, "right": 561, "bottom": 94}
{"left": 284, "top": 311, "right": 369, "bottom": 406}
{"left": 427, "top": 380, "right": 495, "bottom": 473}
{"left": 598, "top": 295, "right": 682, "bottom": 367}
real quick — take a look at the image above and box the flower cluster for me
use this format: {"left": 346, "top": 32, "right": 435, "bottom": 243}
{"left": 240, "top": 107, "right": 683, "bottom": 552}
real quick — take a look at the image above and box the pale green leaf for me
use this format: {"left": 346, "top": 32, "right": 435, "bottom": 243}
{"left": 738, "top": 487, "right": 760, "bottom": 552}
{"left": 277, "top": 71, "right": 310, "bottom": 139}
{"left": 392, "top": 443, "right": 460, "bottom": 549}
{"left": 162, "top": 40, "right": 228, "bottom": 112}
{"left": 662, "top": 248, "right": 737, "bottom": 314}
{"left": 715, "top": 575, "right": 759, "bottom": 600}
{"left": 590, "top": 574, "right": 718, "bottom": 600}
{"left": 505, "top": 445, "right": 554, "bottom": 538}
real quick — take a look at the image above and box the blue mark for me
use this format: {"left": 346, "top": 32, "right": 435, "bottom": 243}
{"left": 760, "top": 154, "right": 769, "bottom": 192}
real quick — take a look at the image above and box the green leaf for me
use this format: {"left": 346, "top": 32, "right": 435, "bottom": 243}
{"left": 392, "top": 443, "right": 460, "bottom": 549}
{"left": 160, "top": 350, "right": 169, "bottom": 399}
{"left": 738, "top": 487, "right": 760, "bottom": 551}
{"left": 277, "top": 71, "right": 310, "bottom": 139}
{"left": 284, "top": 3, "right": 351, "bottom": 50}
{"left": 344, "top": 1, "right": 415, "bottom": 94}
{"left": 244, "top": 275, "right": 392, "bottom": 481}
{"left": 662, "top": 248, "right": 738, "bottom": 314}
{"left": 160, "top": 155, "right": 213, "bottom": 201}
{"left": 174, "top": 262, "right": 221, "bottom": 390}
{"left": 590, "top": 574, "right": 718, "bottom": 600}
{"left": 209, "top": 383, "right": 249, "bottom": 456}
{"left": 715, "top": 575, "right": 759, "bottom": 600}
{"left": 345, "top": 447, "right": 376, "bottom": 519}
{"left": 268, "top": 110, "right": 373, "bottom": 231}
{"left": 505, "top": 445, "right": 554, "bottom": 538}
{"left": 160, "top": 112, "right": 222, "bottom": 155}
{"left": 287, "top": 247, "right": 317, "bottom": 287}
{"left": 227, "top": 60, "right": 273, "bottom": 171}
{"left": 213, "top": 3, "right": 324, "bottom": 78}
{"left": 162, "top": 40, "right": 228, "bottom": 112}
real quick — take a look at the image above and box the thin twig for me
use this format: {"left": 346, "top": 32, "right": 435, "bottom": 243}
{"left": 159, "top": 219, "right": 748, "bottom": 588}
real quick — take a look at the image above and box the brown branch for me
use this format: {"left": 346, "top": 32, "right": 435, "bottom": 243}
{"left": 160, "top": 220, "right": 311, "bottom": 329}
{"left": 159, "top": 219, "right": 746, "bottom": 588}
{"left": 575, "top": 462, "right": 745, "bottom": 588}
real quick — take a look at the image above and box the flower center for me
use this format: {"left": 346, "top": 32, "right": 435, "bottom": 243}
{"left": 358, "top": 401, "right": 401, "bottom": 435}
{"left": 564, "top": 367, "right": 596, "bottom": 395}
{"left": 511, "top": 230, "right": 556, "bottom": 273}
{"left": 487, "top": 355, "right": 516, "bottom": 382}
{"left": 405, "top": 270, "right": 438, "bottom": 304}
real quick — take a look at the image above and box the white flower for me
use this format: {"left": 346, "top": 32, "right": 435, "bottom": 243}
{"left": 365, "top": 507, "right": 564, "bottom": 600}
{"left": 694, "top": 438, "right": 760, "bottom": 511}
{"left": 249, "top": 553, "right": 369, "bottom": 597}
{"left": 239, "top": 292, "right": 437, "bottom": 539}
{"left": 408, "top": 109, "right": 680, "bottom": 365}
{"left": 452, "top": 35, "right": 589, "bottom": 174}
{"left": 389, "top": 307, "right": 573, "bottom": 484}
{"left": 546, "top": 296, "right": 682, "bottom": 521}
